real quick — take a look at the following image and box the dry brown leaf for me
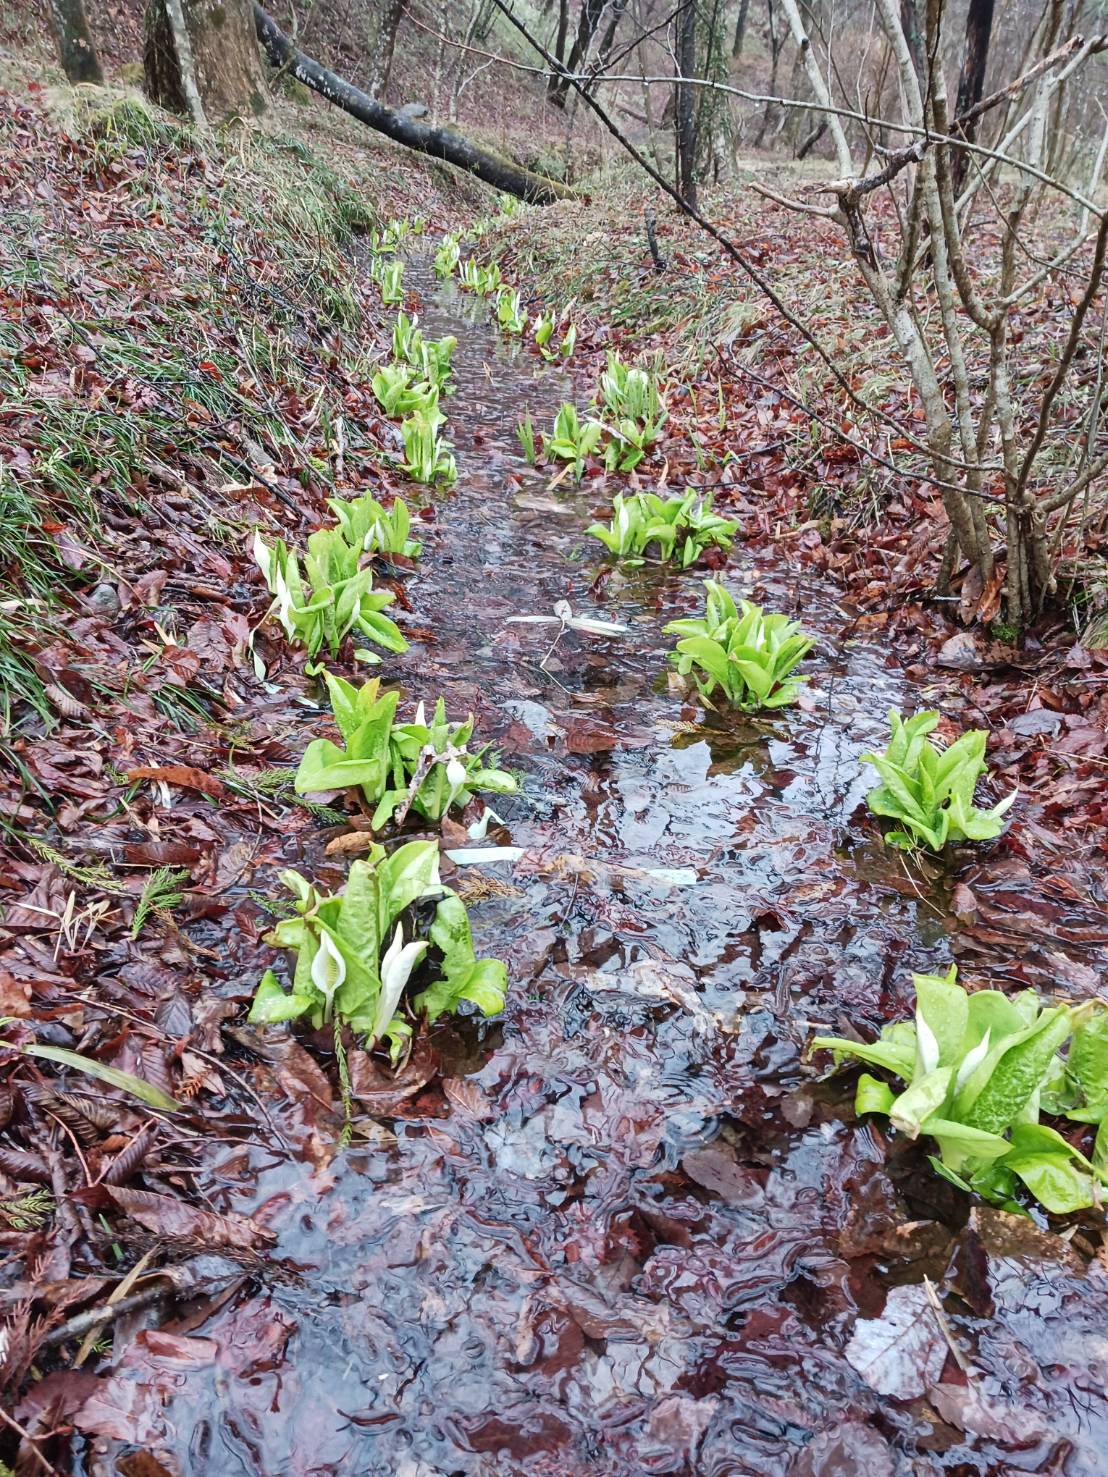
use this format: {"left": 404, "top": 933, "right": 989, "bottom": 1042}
{"left": 127, "top": 765, "right": 226, "bottom": 799}
{"left": 105, "top": 1187, "right": 274, "bottom": 1250}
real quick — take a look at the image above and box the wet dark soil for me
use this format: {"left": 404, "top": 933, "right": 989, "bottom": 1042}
{"left": 71, "top": 262, "right": 1108, "bottom": 1477}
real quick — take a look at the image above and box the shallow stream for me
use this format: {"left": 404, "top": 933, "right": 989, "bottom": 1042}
{"left": 80, "top": 259, "right": 1108, "bottom": 1477}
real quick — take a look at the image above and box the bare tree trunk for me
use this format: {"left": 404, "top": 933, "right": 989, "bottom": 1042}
{"left": 675, "top": 0, "right": 697, "bottom": 204}
{"left": 550, "top": 0, "right": 605, "bottom": 107}
{"left": 950, "top": 0, "right": 996, "bottom": 192}
{"left": 368, "top": 0, "right": 409, "bottom": 100}
{"left": 754, "top": 0, "right": 784, "bottom": 147}
{"left": 47, "top": 0, "right": 103, "bottom": 84}
{"left": 732, "top": 0, "right": 751, "bottom": 56}
{"left": 145, "top": 0, "right": 268, "bottom": 119}
{"left": 899, "top": 0, "right": 925, "bottom": 81}
{"left": 163, "top": 0, "right": 207, "bottom": 127}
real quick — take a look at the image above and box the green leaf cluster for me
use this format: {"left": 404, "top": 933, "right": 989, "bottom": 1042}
{"left": 401, "top": 405, "right": 457, "bottom": 486}
{"left": 371, "top": 363, "right": 440, "bottom": 418}
{"left": 252, "top": 527, "right": 407, "bottom": 661}
{"left": 532, "top": 313, "right": 575, "bottom": 361}
{"left": 458, "top": 258, "right": 502, "bottom": 296}
{"left": 433, "top": 234, "right": 461, "bottom": 278}
{"left": 327, "top": 492, "right": 421, "bottom": 560}
{"left": 548, "top": 402, "right": 604, "bottom": 479}
{"left": 587, "top": 490, "right": 737, "bottom": 567}
{"left": 496, "top": 288, "right": 527, "bottom": 335}
{"left": 375, "top": 258, "right": 405, "bottom": 306}
{"left": 248, "top": 842, "right": 507, "bottom": 1058}
{"left": 599, "top": 351, "right": 665, "bottom": 423}
{"left": 664, "top": 580, "right": 813, "bottom": 710}
{"left": 391, "top": 311, "right": 456, "bottom": 390}
{"left": 295, "top": 671, "right": 517, "bottom": 828}
{"left": 813, "top": 965, "right": 1108, "bottom": 1215}
{"left": 597, "top": 353, "right": 667, "bottom": 469}
{"left": 862, "top": 710, "right": 1016, "bottom": 851}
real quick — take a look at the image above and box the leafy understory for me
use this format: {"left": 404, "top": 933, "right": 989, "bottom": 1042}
{"left": 863, "top": 711, "right": 1016, "bottom": 851}
{"left": 586, "top": 490, "right": 737, "bottom": 568}
{"left": 813, "top": 966, "right": 1108, "bottom": 1214}
{"left": 295, "top": 671, "right": 517, "bottom": 828}
{"left": 249, "top": 842, "right": 507, "bottom": 1060}
{"left": 665, "top": 581, "right": 813, "bottom": 711}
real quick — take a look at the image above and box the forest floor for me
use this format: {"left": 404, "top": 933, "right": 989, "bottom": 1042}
{"left": 1, "top": 59, "right": 1108, "bottom": 1477}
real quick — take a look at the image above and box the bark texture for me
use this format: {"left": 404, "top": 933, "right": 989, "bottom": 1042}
{"left": 253, "top": 6, "right": 574, "bottom": 204}
{"left": 951, "top": 0, "right": 996, "bottom": 190}
{"left": 675, "top": 0, "right": 697, "bottom": 205}
{"left": 368, "top": 0, "right": 409, "bottom": 99}
{"left": 145, "top": 0, "right": 268, "bottom": 121}
{"left": 48, "top": 0, "right": 104, "bottom": 84}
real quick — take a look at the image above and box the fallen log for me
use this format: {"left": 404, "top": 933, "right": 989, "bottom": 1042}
{"left": 253, "top": 6, "right": 573, "bottom": 206}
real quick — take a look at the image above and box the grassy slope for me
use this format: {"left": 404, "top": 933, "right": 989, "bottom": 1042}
{"left": 0, "top": 61, "right": 482, "bottom": 743}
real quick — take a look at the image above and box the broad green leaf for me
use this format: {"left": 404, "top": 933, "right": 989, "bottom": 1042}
{"left": 1068, "top": 1006, "right": 1108, "bottom": 1105}
{"left": 248, "top": 970, "right": 315, "bottom": 1025}
{"left": 890, "top": 1066, "right": 954, "bottom": 1137}
{"left": 960, "top": 1007, "right": 1074, "bottom": 1133}
{"left": 855, "top": 1073, "right": 896, "bottom": 1116}
{"left": 811, "top": 1034, "right": 915, "bottom": 1080}
{"left": 1001, "top": 1152, "right": 1097, "bottom": 1214}
{"left": 913, "top": 965, "right": 967, "bottom": 1069}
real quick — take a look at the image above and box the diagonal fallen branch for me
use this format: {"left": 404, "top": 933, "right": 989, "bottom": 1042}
{"left": 253, "top": 6, "right": 574, "bottom": 206}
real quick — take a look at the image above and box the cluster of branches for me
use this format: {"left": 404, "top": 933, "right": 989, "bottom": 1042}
{"left": 484, "top": 0, "right": 1107, "bottom": 629}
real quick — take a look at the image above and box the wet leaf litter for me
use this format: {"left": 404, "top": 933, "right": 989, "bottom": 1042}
{"left": 15, "top": 257, "right": 1108, "bottom": 1475}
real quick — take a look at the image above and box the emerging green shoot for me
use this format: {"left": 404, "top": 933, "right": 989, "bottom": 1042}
{"left": 599, "top": 351, "right": 666, "bottom": 423}
{"left": 813, "top": 965, "right": 1108, "bottom": 1215}
{"left": 249, "top": 841, "right": 507, "bottom": 1059}
{"left": 665, "top": 580, "right": 813, "bottom": 711}
{"left": 862, "top": 711, "right": 1016, "bottom": 852}
{"left": 371, "top": 362, "right": 437, "bottom": 418}
{"left": 295, "top": 671, "right": 517, "bottom": 828}
{"left": 328, "top": 493, "right": 421, "bottom": 559}
{"left": 391, "top": 312, "right": 456, "bottom": 390}
{"left": 252, "top": 528, "right": 408, "bottom": 660}
{"left": 458, "top": 258, "right": 502, "bottom": 296}
{"left": 587, "top": 491, "right": 736, "bottom": 567}
{"left": 400, "top": 407, "right": 457, "bottom": 485}
{"left": 378, "top": 258, "right": 405, "bottom": 305}
{"left": 434, "top": 234, "right": 461, "bottom": 278}
{"left": 496, "top": 288, "right": 527, "bottom": 335}
{"left": 548, "top": 402, "right": 603, "bottom": 480}
{"left": 517, "top": 413, "right": 537, "bottom": 465}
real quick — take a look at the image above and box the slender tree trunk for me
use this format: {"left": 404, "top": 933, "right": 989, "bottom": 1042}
{"left": 732, "top": 0, "right": 751, "bottom": 56}
{"left": 548, "top": 0, "right": 571, "bottom": 99}
{"left": 550, "top": 0, "right": 605, "bottom": 107}
{"left": 163, "top": 0, "right": 207, "bottom": 126}
{"left": 675, "top": 0, "right": 697, "bottom": 205}
{"left": 899, "top": 0, "right": 925, "bottom": 82}
{"left": 368, "top": 0, "right": 409, "bottom": 100}
{"left": 146, "top": 0, "right": 268, "bottom": 119}
{"left": 47, "top": 0, "right": 103, "bottom": 84}
{"left": 589, "top": 0, "right": 627, "bottom": 87}
{"left": 950, "top": 0, "right": 996, "bottom": 192}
